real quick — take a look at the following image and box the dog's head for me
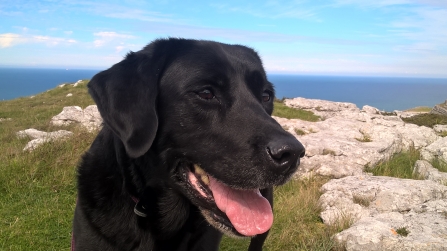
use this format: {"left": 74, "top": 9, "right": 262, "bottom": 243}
{"left": 88, "top": 38, "right": 305, "bottom": 237}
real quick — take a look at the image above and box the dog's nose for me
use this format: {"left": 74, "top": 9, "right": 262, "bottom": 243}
{"left": 267, "top": 138, "right": 305, "bottom": 171}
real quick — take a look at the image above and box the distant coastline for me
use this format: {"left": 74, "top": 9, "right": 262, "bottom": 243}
{"left": 1, "top": 68, "right": 447, "bottom": 111}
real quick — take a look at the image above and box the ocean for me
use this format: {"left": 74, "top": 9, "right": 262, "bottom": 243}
{"left": 1, "top": 68, "right": 446, "bottom": 111}
{"left": 270, "top": 74, "right": 447, "bottom": 111}
{"left": 0, "top": 68, "right": 100, "bottom": 101}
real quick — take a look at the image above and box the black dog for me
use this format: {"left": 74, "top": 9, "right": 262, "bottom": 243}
{"left": 72, "top": 38, "right": 305, "bottom": 251}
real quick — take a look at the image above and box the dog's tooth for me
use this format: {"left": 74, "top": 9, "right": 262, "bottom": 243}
{"left": 194, "top": 164, "right": 209, "bottom": 185}
{"left": 194, "top": 164, "right": 206, "bottom": 175}
{"left": 201, "top": 174, "right": 209, "bottom": 185}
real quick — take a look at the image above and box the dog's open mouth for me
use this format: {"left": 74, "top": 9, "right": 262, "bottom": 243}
{"left": 181, "top": 164, "right": 273, "bottom": 237}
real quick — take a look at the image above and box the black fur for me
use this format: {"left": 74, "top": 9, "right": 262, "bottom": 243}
{"left": 72, "top": 38, "right": 305, "bottom": 251}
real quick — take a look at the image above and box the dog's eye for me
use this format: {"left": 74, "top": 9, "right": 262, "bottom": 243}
{"left": 262, "top": 91, "right": 271, "bottom": 102}
{"left": 198, "top": 89, "right": 215, "bottom": 100}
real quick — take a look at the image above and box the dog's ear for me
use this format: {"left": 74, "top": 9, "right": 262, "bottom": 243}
{"left": 88, "top": 41, "right": 170, "bottom": 158}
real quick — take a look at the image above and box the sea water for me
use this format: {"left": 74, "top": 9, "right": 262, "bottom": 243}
{"left": 1, "top": 68, "right": 446, "bottom": 111}
{"left": 269, "top": 74, "right": 447, "bottom": 111}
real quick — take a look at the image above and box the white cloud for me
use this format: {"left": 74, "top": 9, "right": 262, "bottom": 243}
{"left": 33, "top": 35, "right": 77, "bottom": 46}
{"left": 0, "top": 33, "right": 77, "bottom": 48}
{"left": 93, "top": 40, "right": 105, "bottom": 47}
{"left": 388, "top": 7, "right": 447, "bottom": 53}
{"left": 62, "top": 1, "right": 179, "bottom": 23}
{"left": 0, "top": 33, "right": 24, "bottom": 48}
{"left": 93, "top": 31, "right": 136, "bottom": 39}
{"left": 116, "top": 45, "right": 125, "bottom": 53}
{"left": 263, "top": 53, "right": 447, "bottom": 77}
{"left": 91, "top": 32, "right": 136, "bottom": 51}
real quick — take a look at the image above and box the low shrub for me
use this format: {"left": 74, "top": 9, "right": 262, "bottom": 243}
{"left": 402, "top": 113, "right": 447, "bottom": 128}
{"left": 369, "top": 148, "right": 422, "bottom": 179}
{"left": 273, "top": 101, "right": 320, "bottom": 122}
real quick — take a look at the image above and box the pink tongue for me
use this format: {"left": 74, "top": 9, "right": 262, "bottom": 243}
{"left": 208, "top": 176, "right": 273, "bottom": 236}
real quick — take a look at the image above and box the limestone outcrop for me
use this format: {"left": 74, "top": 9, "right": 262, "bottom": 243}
{"left": 431, "top": 100, "right": 447, "bottom": 116}
{"left": 16, "top": 128, "right": 73, "bottom": 151}
{"left": 319, "top": 175, "right": 447, "bottom": 251}
{"left": 274, "top": 97, "right": 440, "bottom": 178}
{"left": 18, "top": 104, "right": 102, "bottom": 152}
{"left": 275, "top": 97, "right": 447, "bottom": 251}
{"left": 50, "top": 105, "right": 102, "bottom": 132}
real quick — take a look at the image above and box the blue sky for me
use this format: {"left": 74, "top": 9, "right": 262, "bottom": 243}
{"left": 1, "top": 0, "right": 447, "bottom": 77}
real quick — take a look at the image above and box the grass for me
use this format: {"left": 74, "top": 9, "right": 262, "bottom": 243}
{"left": 273, "top": 100, "right": 320, "bottom": 122}
{"left": 369, "top": 148, "right": 422, "bottom": 179}
{"left": 352, "top": 195, "right": 372, "bottom": 207}
{"left": 395, "top": 227, "right": 410, "bottom": 237}
{"left": 322, "top": 149, "right": 336, "bottom": 156}
{"left": 1, "top": 83, "right": 346, "bottom": 250}
{"left": 368, "top": 146, "right": 447, "bottom": 180}
{"left": 355, "top": 131, "right": 372, "bottom": 143}
{"left": 430, "top": 157, "right": 447, "bottom": 172}
{"left": 402, "top": 113, "right": 447, "bottom": 128}
{"left": 294, "top": 128, "right": 307, "bottom": 136}
{"left": 0, "top": 81, "right": 96, "bottom": 250}
{"left": 404, "top": 106, "right": 432, "bottom": 113}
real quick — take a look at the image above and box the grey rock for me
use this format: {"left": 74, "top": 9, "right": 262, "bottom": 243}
{"left": 421, "top": 137, "right": 447, "bottom": 163}
{"left": 335, "top": 211, "right": 447, "bottom": 251}
{"left": 362, "top": 105, "right": 380, "bottom": 114}
{"left": 0, "top": 118, "right": 12, "bottom": 122}
{"left": 16, "top": 128, "right": 73, "bottom": 151}
{"left": 434, "top": 124, "right": 447, "bottom": 134}
{"left": 273, "top": 98, "right": 439, "bottom": 178}
{"left": 66, "top": 93, "right": 73, "bottom": 97}
{"left": 431, "top": 100, "right": 447, "bottom": 116}
{"left": 413, "top": 160, "right": 447, "bottom": 185}
{"left": 319, "top": 175, "right": 447, "bottom": 251}
{"left": 17, "top": 128, "right": 48, "bottom": 139}
{"left": 73, "top": 80, "right": 82, "bottom": 87}
{"left": 50, "top": 105, "right": 102, "bottom": 131}
{"left": 284, "top": 97, "right": 359, "bottom": 120}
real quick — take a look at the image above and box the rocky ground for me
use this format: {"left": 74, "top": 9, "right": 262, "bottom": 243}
{"left": 275, "top": 97, "right": 447, "bottom": 251}
{"left": 16, "top": 96, "right": 447, "bottom": 250}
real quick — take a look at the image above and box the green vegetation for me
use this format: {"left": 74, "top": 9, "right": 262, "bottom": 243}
{"left": 404, "top": 106, "right": 432, "bottom": 113}
{"left": 431, "top": 157, "right": 447, "bottom": 172}
{"left": 322, "top": 149, "right": 336, "bottom": 156}
{"left": 369, "top": 147, "right": 447, "bottom": 179}
{"left": 0, "top": 81, "right": 96, "bottom": 250}
{"left": 396, "top": 227, "right": 410, "bottom": 237}
{"left": 402, "top": 113, "right": 447, "bottom": 128}
{"left": 368, "top": 148, "right": 422, "bottom": 179}
{"left": 355, "top": 131, "right": 372, "bottom": 143}
{"left": 380, "top": 111, "right": 397, "bottom": 116}
{"left": 294, "top": 128, "right": 307, "bottom": 136}
{"left": 273, "top": 100, "right": 320, "bottom": 122}
{"left": 352, "top": 194, "right": 372, "bottom": 207}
